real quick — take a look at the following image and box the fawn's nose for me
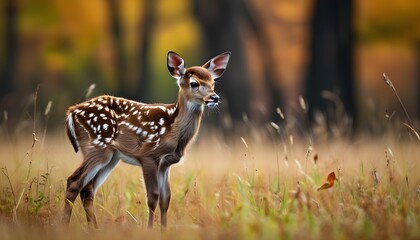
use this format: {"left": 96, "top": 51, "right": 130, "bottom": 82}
{"left": 210, "top": 94, "right": 220, "bottom": 103}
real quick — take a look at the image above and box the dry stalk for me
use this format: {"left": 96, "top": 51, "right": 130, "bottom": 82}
{"left": 382, "top": 73, "right": 419, "bottom": 141}
{"left": 1, "top": 167, "right": 18, "bottom": 222}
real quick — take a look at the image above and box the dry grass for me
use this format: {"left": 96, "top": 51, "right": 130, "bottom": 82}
{"left": 0, "top": 129, "right": 419, "bottom": 240}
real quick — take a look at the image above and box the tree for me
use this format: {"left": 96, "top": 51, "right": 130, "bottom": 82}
{"left": 107, "top": 0, "right": 126, "bottom": 97}
{"left": 193, "top": 0, "right": 251, "bottom": 128}
{"left": 304, "top": 0, "right": 356, "bottom": 132}
{"left": 136, "top": 0, "right": 155, "bottom": 103}
{"left": 0, "top": 0, "right": 18, "bottom": 108}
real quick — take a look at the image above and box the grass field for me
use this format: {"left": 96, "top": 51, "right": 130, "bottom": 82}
{"left": 1, "top": 128, "right": 419, "bottom": 239}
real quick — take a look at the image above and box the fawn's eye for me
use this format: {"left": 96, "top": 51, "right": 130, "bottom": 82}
{"left": 190, "top": 81, "right": 199, "bottom": 89}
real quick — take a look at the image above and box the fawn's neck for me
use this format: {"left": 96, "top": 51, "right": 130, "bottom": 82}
{"left": 172, "top": 90, "right": 203, "bottom": 152}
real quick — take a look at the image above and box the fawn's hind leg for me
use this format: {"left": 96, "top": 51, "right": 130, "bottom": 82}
{"left": 62, "top": 149, "right": 113, "bottom": 225}
{"left": 80, "top": 182, "right": 97, "bottom": 228}
{"left": 80, "top": 153, "right": 120, "bottom": 228}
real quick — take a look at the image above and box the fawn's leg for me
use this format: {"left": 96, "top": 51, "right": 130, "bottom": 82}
{"left": 80, "top": 154, "right": 120, "bottom": 228}
{"left": 158, "top": 166, "right": 170, "bottom": 228}
{"left": 142, "top": 160, "right": 159, "bottom": 228}
{"left": 63, "top": 165, "right": 85, "bottom": 225}
{"left": 62, "top": 149, "right": 113, "bottom": 225}
{"left": 80, "top": 152, "right": 120, "bottom": 228}
{"left": 158, "top": 154, "right": 180, "bottom": 228}
{"left": 80, "top": 181, "right": 97, "bottom": 228}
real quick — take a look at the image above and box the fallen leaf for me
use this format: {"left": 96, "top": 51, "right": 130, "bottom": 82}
{"left": 317, "top": 172, "right": 336, "bottom": 191}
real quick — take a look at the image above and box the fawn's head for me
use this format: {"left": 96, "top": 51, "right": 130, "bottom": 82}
{"left": 167, "top": 51, "right": 230, "bottom": 109}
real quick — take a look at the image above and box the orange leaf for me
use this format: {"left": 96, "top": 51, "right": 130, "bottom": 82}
{"left": 317, "top": 172, "right": 336, "bottom": 191}
{"left": 326, "top": 171, "right": 336, "bottom": 184}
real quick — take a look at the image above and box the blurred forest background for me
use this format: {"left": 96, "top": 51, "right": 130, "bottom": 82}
{"left": 1, "top": 0, "right": 420, "bottom": 136}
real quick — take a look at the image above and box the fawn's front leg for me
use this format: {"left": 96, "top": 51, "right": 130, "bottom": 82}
{"left": 142, "top": 161, "right": 159, "bottom": 228}
{"left": 158, "top": 166, "right": 170, "bottom": 228}
{"left": 158, "top": 154, "right": 181, "bottom": 228}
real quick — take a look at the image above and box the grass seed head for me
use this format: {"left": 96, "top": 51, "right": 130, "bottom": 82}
{"left": 85, "top": 84, "right": 96, "bottom": 98}
{"left": 276, "top": 107, "right": 284, "bottom": 120}
{"left": 299, "top": 96, "right": 307, "bottom": 113}
{"left": 44, "top": 101, "right": 52, "bottom": 116}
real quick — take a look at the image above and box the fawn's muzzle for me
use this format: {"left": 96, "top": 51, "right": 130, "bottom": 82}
{"left": 210, "top": 94, "right": 220, "bottom": 103}
{"left": 206, "top": 94, "right": 220, "bottom": 107}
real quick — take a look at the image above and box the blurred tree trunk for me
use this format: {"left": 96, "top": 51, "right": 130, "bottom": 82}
{"left": 0, "top": 0, "right": 18, "bottom": 106}
{"left": 107, "top": 0, "right": 126, "bottom": 97}
{"left": 242, "top": 1, "right": 284, "bottom": 123}
{"left": 194, "top": 0, "right": 251, "bottom": 128}
{"left": 304, "top": 0, "right": 357, "bottom": 131}
{"left": 135, "top": 0, "right": 155, "bottom": 102}
{"left": 416, "top": 41, "right": 420, "bottom": 121}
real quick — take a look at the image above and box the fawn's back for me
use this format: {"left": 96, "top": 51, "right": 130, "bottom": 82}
{"left": 66, "top": 95, "right": 179, "bottom": 161}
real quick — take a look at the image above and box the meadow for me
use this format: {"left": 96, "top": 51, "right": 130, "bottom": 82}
{"left": 1, "top": 123, "right": 420, "bottom": 239}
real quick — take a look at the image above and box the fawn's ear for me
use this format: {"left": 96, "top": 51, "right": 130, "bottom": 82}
{"left": 202, "top": 52, "right": 231, "bottom": 79}
{"left": 167, "top": 51, "right": 186, "bottom": 82}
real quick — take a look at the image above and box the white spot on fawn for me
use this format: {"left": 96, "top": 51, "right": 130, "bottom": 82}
{"left": 158, "top": 118, "right": 165, "bottom": 125}
{"left": 167, "top": 107, "right": 176, "bottom": 116}
{"left": 159, "top": 127, "right": 166, "bottom": 135}
{"left": 136, "top": 128, "right": 142, "bottom": 134}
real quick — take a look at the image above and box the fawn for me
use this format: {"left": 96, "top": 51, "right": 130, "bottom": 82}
{"left": 62, "top": 51, "right": 230, "bottom": 228}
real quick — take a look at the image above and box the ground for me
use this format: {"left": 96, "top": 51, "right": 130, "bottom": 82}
{"left": 0, "top": 129, "right": 419, "bottom": 239}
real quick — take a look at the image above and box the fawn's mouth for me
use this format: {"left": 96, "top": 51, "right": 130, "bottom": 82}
{"left": 206, "top": 101, "right": 219, "bottom": 108}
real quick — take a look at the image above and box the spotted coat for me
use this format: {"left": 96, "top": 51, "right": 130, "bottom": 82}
{"left": 66, "top": 95, "right": 178, "bottom": 151}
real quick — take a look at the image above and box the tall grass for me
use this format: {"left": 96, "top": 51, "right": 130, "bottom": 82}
{"left": 0, "top": 130, "right": 419, "bottom": 239}
{"left": 1, "top": 83, "right": 420, "bottom": 239}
